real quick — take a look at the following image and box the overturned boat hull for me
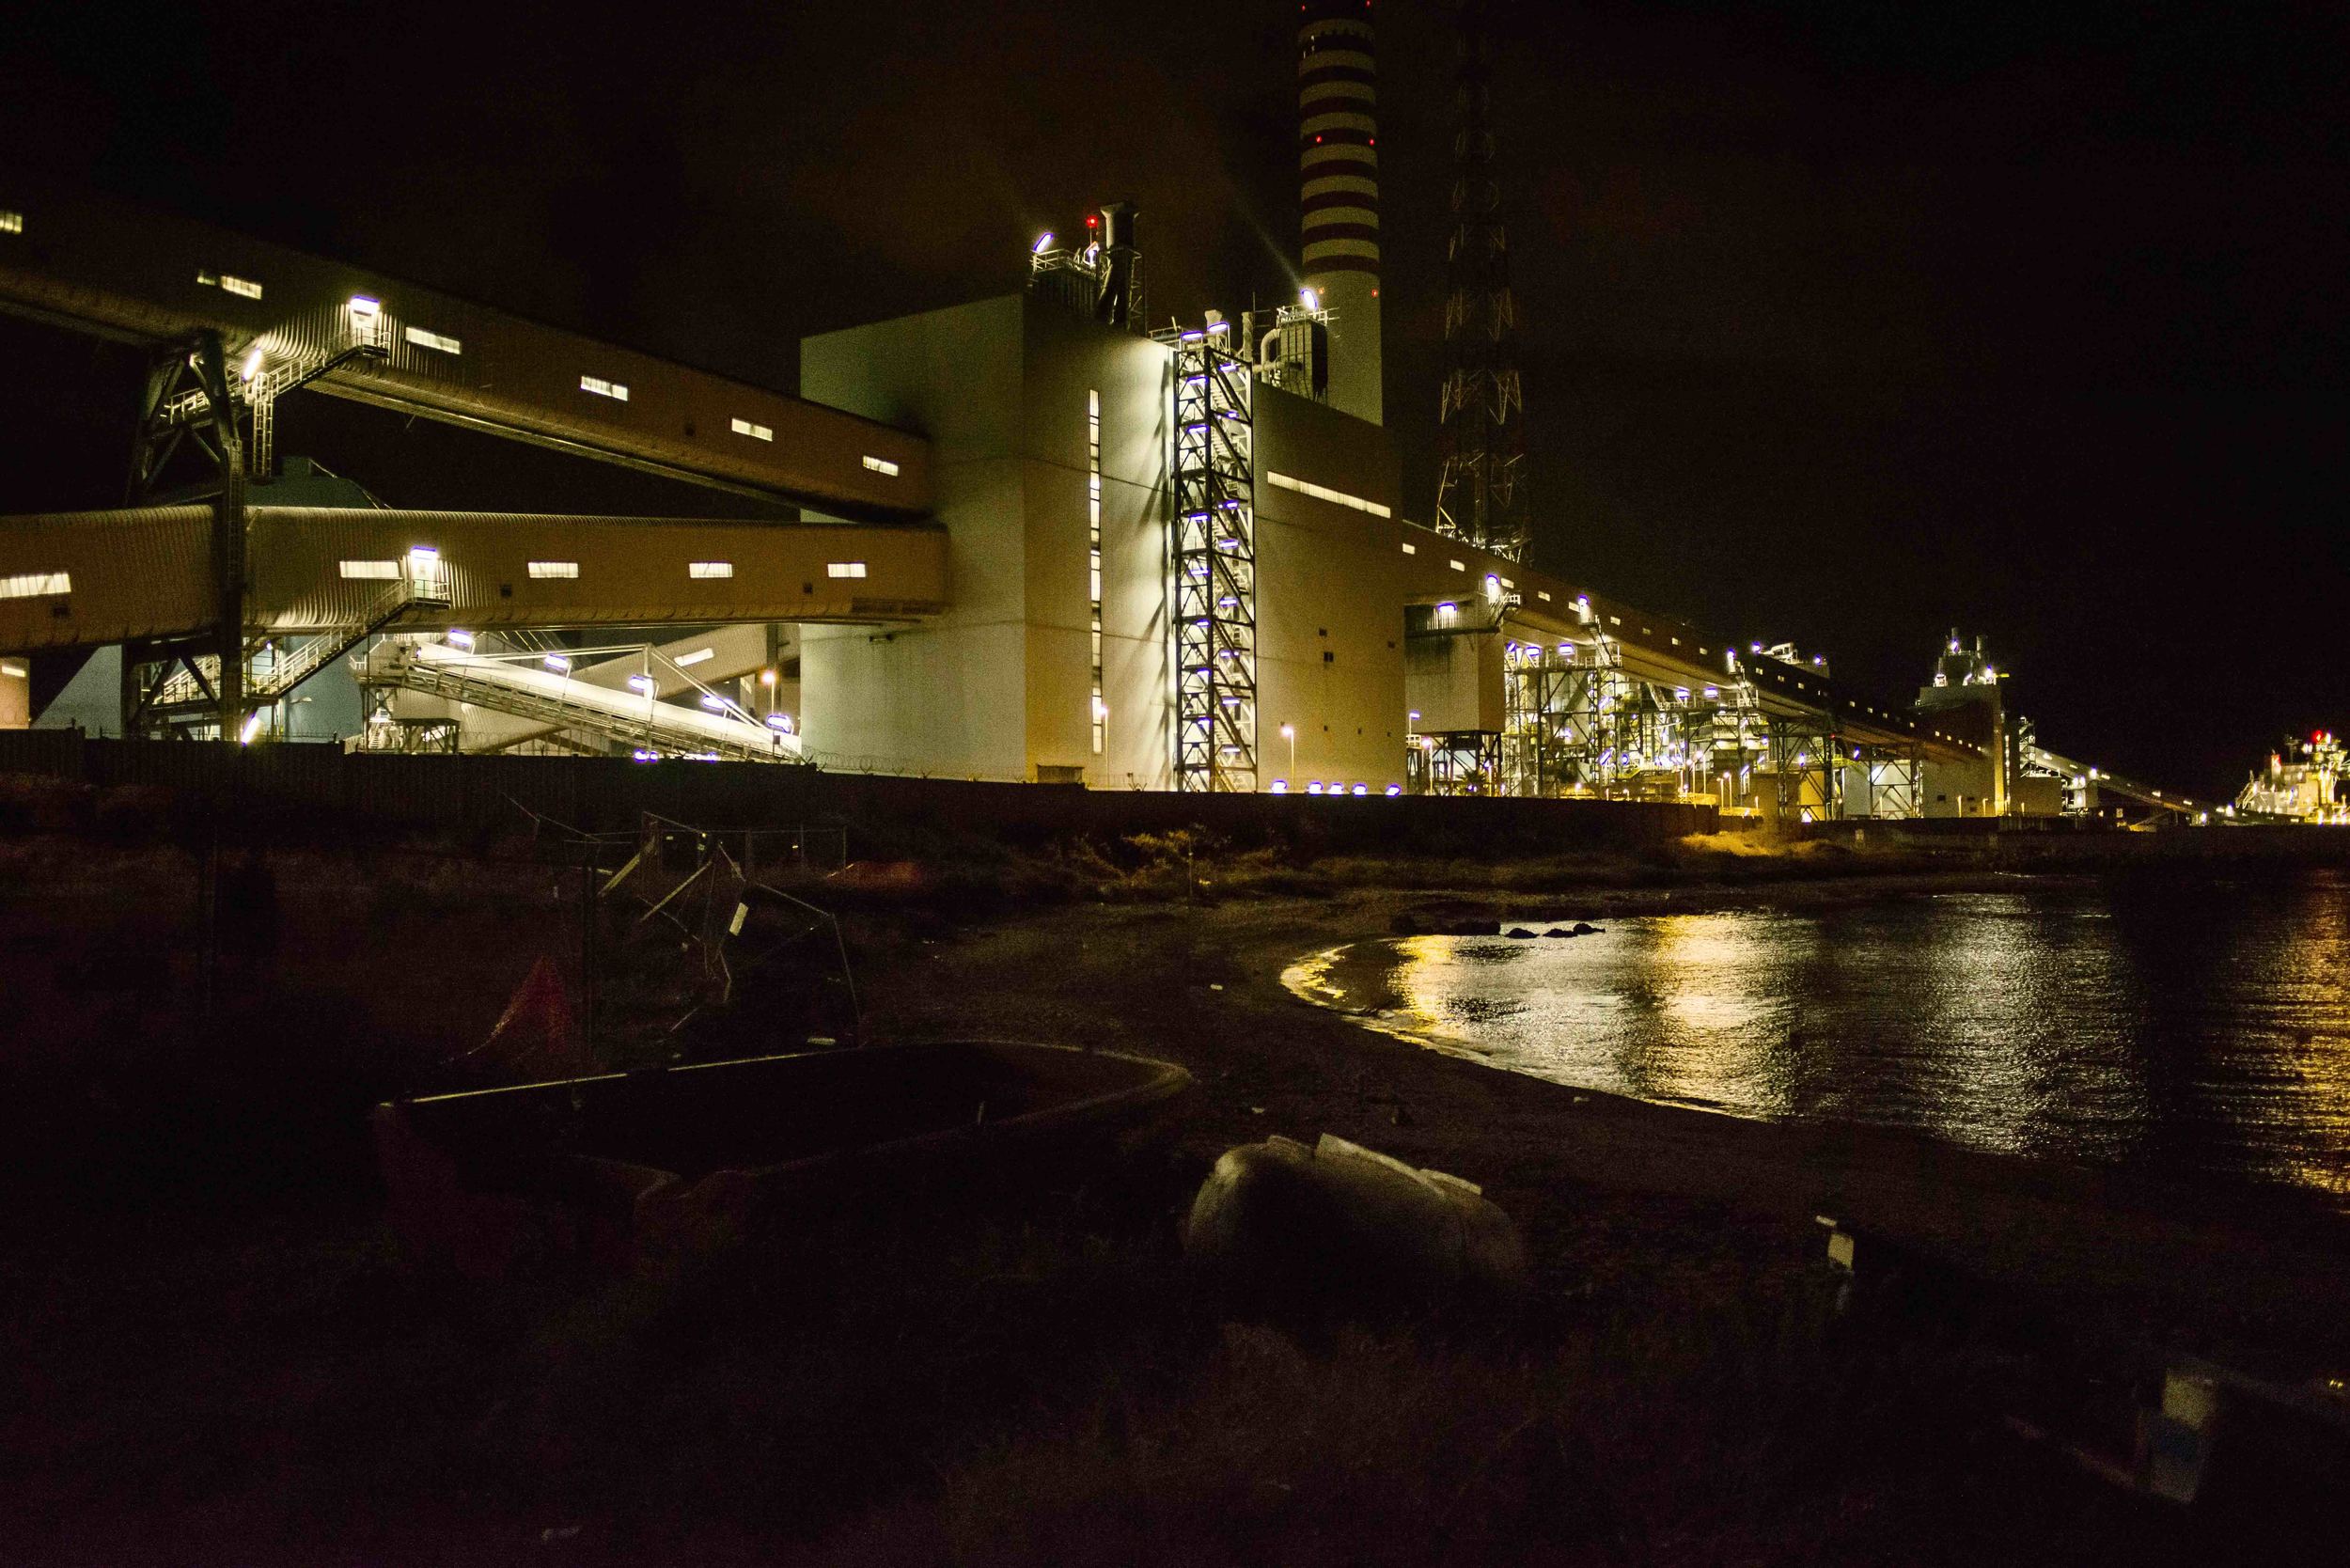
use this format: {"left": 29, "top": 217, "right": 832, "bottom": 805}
{"left": 375, "top": 1040, "right": 1195, "bottom": 1283}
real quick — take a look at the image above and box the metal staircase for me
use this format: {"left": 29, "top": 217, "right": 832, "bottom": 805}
{"left": 146, "top": 559, "right": 450, "bottom": 718}
{"left": 1168, "top": 327, "right": 1258, "bottom": 792}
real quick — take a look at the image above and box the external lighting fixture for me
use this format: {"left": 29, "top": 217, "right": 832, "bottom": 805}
{"left": 446, "top": 629, "right": 474, "bottom": 650}
{"left": 631, "top": 749, "right": 658, "bottom": 762}
{"left": 628, "top": 675, "right": 655, "bottom": 696}
{"left": 238, "top": 712, "right": 264, "bottom": 745}
{"left": 760, "top": 668, "right": 777, "bottom": 686}
{"left": 241, "top": 347, "right": 262, "bottom": 382}
{"left": 0, "top": 662, "right": 24, "bottom": 680}
{"left": 1351, "top": 784, "right": 1368, "bottom": 796}
{"left": 542, "top": 654, "right": 571, "bottom": 673}
{"left": 698, "top": 694, "right": 728, "bottom": 713}
{"left": 1032, "top": 231, "right": 1055, "bottom": 254}
{"left": 764, "top": 713, "right": 793, "bottom": 732}
{"left": 676, "top": 647, "right": 715, "bottom": 666}
{"left": 1307, "top": 782, "right": 1324, "bottom": 795}
{"left": 347, "top": 295, "right": 380, "bottom": 321}
{"left": 1385, "top": 784, "right": 1402, "bottom": 797}
{"left": 1300, "top": 287, "right": 1319, "bottom": 311}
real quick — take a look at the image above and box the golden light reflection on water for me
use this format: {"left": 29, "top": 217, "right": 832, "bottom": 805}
{"left": 2232, "top": 876, "right": 2350, "bottom": 1197}
{"left": 1292, "top": 875, "right": 2350, "bottom": 1203}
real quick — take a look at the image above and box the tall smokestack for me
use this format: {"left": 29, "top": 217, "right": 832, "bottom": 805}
{"left": 1299, "top": 0, "right": 1382, "bottom": 425}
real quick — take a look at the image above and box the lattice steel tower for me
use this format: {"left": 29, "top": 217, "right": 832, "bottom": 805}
{"left": 1433, "top": 0, "right": 1528, "bottom": 561}
{"left": 1169, "top": 329, "right": 1258, "bottom": 792}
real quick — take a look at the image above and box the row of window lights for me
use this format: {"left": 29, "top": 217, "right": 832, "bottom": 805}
{"left": 1269, "top": 781, "right": 1404, "bottom": 797}
{"left": 337, "top": 558, "right": 867, "bottom": 581}
{"left": 0, "top": 211, "right": 23, "bottom": 234}
{"left": 1410, "top": 544, "right": 1734, "bottom": 659}
{"left": 196, "top": 270, "right": 263, "bottom": 300}
{"left": 175, "top": 271, "right": 892, "bottom": 483}
{"left": 1088, "top": 389, "right": 1105, "bottom": 755}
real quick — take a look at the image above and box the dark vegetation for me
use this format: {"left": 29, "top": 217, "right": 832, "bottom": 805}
{"left": 4, "top": 770, "right": 2343, "bottom": 1564}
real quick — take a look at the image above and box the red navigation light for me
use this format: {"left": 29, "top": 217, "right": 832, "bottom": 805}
{"left": 1086, "top": 212, "right": 1100, "bottom": 227}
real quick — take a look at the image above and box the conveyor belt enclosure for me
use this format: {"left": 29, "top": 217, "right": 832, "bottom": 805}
{"left": 1393, "top": 520, "right": 1977, "bottom": 763}
{"left": 0, "top": 508, "right": 948, "bottom": 652}
{"left": 0, "top": 192, "right": 932, "bottom": 517}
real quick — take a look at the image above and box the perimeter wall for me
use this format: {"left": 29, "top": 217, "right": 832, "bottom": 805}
{"left": 0, "top": 732, "right": 1715, "bottom": 851}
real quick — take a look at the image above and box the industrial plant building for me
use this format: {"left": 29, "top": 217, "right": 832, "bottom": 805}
{"left": 0, "top": 3, "right": 2213, "bottom": 825}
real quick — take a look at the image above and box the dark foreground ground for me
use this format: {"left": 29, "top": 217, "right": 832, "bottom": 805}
{"left": 3, "top": 808, "right": 2346, "bottom": 1564}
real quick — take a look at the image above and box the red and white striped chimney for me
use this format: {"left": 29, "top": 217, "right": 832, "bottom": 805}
{"left": 1299, "top": 0, "right": 1382, "bottom": 425}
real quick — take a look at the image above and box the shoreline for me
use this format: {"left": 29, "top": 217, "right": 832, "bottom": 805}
{"left": 862, "top": 870, "right": 2350, "bottom": 1374}
{"left": 8, "top": 836, "right": 2349, "bottom": 1557}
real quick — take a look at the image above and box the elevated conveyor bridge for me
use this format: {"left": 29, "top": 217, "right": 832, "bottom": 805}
{"left": 0, "top": 506, "right": 948, "bottom": 657}
{"left": 0, "top": 189, "right": 932, "bottom": 517}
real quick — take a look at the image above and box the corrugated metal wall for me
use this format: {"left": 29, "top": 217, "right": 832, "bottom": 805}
{"left": 0, "top": 507, "right": 212, "bottom": 651}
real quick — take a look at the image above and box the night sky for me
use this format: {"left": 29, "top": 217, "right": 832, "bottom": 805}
{"left": 4, "top": 0, "right": 2343, "bottom": 797}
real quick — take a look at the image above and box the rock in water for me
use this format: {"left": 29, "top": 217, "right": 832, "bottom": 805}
{"left": 1183, "top": 1134, "right": 1528, "bottom": 1319}
{"left": 1506, "top": 927, "right": 1537, "bottom": 939}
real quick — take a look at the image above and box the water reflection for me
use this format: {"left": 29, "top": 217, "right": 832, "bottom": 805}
{"left": 1299, "top": 872, "right": 2350, "bottom": 1203}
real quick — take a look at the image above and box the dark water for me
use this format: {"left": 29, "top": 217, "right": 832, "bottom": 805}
{"left": 1287, "top": 870, "right": 2350, "bottom": 1203}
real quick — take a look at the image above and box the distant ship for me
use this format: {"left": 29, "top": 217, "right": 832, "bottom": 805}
{"left": 2232, "top": 732, "right": 2346, "bottom": 823}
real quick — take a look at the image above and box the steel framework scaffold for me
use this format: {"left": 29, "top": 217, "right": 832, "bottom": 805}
{"left": 1499, "top": 632, "right": 1768, "bottom": 805}
{"left": 1409, "top": 730, "right": 1503, "bottom": 795}
{"left": 1169, "top": 332, "right": 1258, "bottom": 792}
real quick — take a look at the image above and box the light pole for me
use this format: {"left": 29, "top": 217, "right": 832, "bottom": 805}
{"left": 1279, "top": 723, "right": 1295, "bottom": 780}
